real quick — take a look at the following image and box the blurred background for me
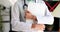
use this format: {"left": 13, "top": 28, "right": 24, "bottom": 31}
{"left": 0, "top": 0, "right": 60, "bottom": 32}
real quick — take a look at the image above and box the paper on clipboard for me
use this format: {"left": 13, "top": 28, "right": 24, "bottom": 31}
{"left": 27, "top": 2, "right": 54, "bottom": 24}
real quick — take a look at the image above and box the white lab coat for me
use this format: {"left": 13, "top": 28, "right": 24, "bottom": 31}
{"left": 11, "top": 0, "right": 54, "bottom": 32}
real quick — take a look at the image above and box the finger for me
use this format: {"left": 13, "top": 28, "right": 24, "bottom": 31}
{"left": 25, "top": 10, "right": 30, "bottom": 13}
{"left": 35, "top": 24, "right": 45, "bottom": 30}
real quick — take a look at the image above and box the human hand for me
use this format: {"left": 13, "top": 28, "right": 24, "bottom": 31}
{"left": 25, "top": 10, "right": 33, "bottom": 19}
{"left": 32, "top": 16, "right": 37, "bottom": 24}
{"left": 31, "top": 24, "right": 45, "bottom": 30}
{"left": 35, "top": 24, "right": 45, "bottom": 30}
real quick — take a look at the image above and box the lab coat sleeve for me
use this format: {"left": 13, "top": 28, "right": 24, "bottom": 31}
{"left": 37, "top": 5, "right": 54, "bottom": 25}
{"left": 11, "top": 2, "right": 30, "bottom": 31}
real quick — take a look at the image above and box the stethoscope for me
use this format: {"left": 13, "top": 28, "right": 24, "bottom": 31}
{"left": 23, "top": 0, "right": 36, "bottom": 10}
{"left": 23, "top": 0, "right": 28, "bottom": 10}
{"left": 23, "top": 0, "right": 37, "bottom": 24}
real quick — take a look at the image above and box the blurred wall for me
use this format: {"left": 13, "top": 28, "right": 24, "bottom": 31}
{"left": 0, "top": 0, "right": 12, "bottom": 32}
{"left": 51, "top": 3, "right": 60, "bottom": 18}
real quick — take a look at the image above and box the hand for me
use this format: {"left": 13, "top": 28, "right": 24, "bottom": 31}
{"left": 25, "top": 10, "right": 33, "bottom": 19}
{"left": 32, "top": 16, "right": 37, "bottom": 24}
{"left": 31, "top": 24, "right": 45, "bottom": 30}
{"left": 35, "top": 24, "right": 45, "bottom": 30}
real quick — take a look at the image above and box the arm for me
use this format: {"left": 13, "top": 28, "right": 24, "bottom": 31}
{"left": 11, "top": 2, "right": 32, "bottom": 31}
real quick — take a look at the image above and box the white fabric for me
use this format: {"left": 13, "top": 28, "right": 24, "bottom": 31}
{"left": 28, "top": 1, "right": 54, "bottom": 25}
{"left": 12, "top": 19, "right": 33, "bottom": 31}
{"left": 11, "top": 0, "right": 54, "bottom": 32}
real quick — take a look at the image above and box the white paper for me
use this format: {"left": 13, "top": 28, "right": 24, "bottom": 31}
{"left": 27, "top": 2, "right": 54, "bottom": 24}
